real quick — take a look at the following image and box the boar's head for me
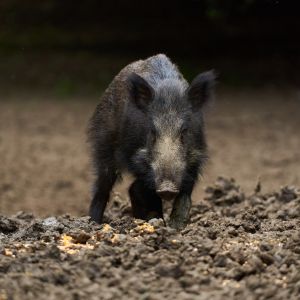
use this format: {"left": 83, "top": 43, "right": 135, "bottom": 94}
{"left": 125, "top": 71, "right": 215, "bottom": 200}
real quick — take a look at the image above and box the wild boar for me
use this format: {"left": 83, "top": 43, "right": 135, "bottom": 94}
{"left": 88, "top": 54, "right": 215, "bottom": 229}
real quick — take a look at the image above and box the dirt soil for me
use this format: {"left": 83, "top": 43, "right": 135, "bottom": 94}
{"left": 1, "top": 177, "right": 300, "bottom": 299}
{"left": 0, "top": 88, "right": 300, "bottom": 299}
{"left": 0, "top": 89, "right": 300, "bottom": 216}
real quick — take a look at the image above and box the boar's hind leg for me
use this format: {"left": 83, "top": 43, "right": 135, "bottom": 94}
{"left": 169, "top": 194, "right": 191, "bottom": 230}
{"left": 89, "top": 170, "right": 117, "bottom": 223}
{"left": 129, "top": 179, "right": 163, "bottom": 221}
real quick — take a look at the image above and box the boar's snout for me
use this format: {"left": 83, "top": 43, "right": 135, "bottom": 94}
{"left": 157, "top": 190, "right": 178, "bottom": 201}
{"left": 156, "top": 181, "right": 179, "bottom": 200}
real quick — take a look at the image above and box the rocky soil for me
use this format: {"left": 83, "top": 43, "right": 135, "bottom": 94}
{"left": 1, "top": 178, "right": 300, "bottom": 300}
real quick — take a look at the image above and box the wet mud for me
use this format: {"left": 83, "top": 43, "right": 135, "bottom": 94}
{"left": 1, "top": 178, "right": 300, "bottom": 299}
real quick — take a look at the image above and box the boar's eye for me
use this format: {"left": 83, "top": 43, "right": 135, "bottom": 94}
{"left": 149, "top": 128, "right": 157, "bottom": 144}
{"left": 180, "top": 127, "right": 188, "bottom": 144}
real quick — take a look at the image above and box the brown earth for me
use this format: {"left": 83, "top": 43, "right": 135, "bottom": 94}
{"left": 0, "top": 177, "right": 300, "bottom": 299}
{"left": 0, "top": 88, "right": 299, "bottom": 216}
{"left": 0, "top": 88, "right": 300, "bottom": 299}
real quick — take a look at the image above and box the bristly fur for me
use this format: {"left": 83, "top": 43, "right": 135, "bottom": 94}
{"left": 87, "top": 54, "right": 216, "bottom": 225}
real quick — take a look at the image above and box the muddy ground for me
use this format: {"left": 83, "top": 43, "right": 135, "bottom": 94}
{"left": 1, "top": 177, "right": 300, "bottom": 299}
{"left": 0, "top": 88, "right": 300, "bottom": 299}
{"left": 0, "top": 89, "right": 300, "bottom": 216}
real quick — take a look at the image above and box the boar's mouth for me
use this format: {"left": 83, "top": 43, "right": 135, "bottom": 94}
{"left": 156, "top": 181, "right": 179, "bottom": 200}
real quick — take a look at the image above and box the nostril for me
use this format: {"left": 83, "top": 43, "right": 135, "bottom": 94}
{"left": 157, "top": 190, "right": 178, "bottom": 200}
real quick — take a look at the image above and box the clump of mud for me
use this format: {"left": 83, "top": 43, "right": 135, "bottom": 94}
{"left": 1, "top": 178, "right": 300, "bottom": 300}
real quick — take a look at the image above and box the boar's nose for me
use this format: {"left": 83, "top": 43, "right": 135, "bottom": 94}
{"left": 157, "top": 190, "right": 179, "bottom": 200}
{"left": 156, "top": 181, "right": 179, "bottom": 200}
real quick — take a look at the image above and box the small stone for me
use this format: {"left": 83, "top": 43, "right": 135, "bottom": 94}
{"left": 148, "top": 218, "right": 165, "bottom": 228}
{"left": 258, "top": 252, "right": 274, "bottom": 266}
{"left": 42, "top": 217, "right": 59, "bottom": 227}
{"left": 70, "top": 231, "right": 91, "bottom": 244}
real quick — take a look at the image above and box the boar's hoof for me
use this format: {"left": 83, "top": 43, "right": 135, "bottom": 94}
{"left": 168, "top": 194, "right": 191, "bottom": 230}
{"left": 168, "top": 217, "right": 188, "bottom": 231}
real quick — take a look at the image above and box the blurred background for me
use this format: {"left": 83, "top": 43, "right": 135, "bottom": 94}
{"left": 0, "top": 0, "right": 299, "bottom": 216}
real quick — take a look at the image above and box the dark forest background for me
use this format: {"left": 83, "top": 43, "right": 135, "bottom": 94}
{"left": 0, "top": 0, "right": 300, "bottom": 96}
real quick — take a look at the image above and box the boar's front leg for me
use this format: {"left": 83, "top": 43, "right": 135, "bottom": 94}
{"left": 169, "top": 193, "right": 192, "bottom": 230}
{"left": 129, "top": 179, "right": 164, "bottom": 221}
{"left": 89, "top": 169, "right": 117, "bottom": 223}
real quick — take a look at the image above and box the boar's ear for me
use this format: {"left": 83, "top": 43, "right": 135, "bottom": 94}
{"left": 127, "top": 73, "right": 154, "bottom": 110}
{"left": 187, "top": 70, "right": 216, "bottom": 111}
